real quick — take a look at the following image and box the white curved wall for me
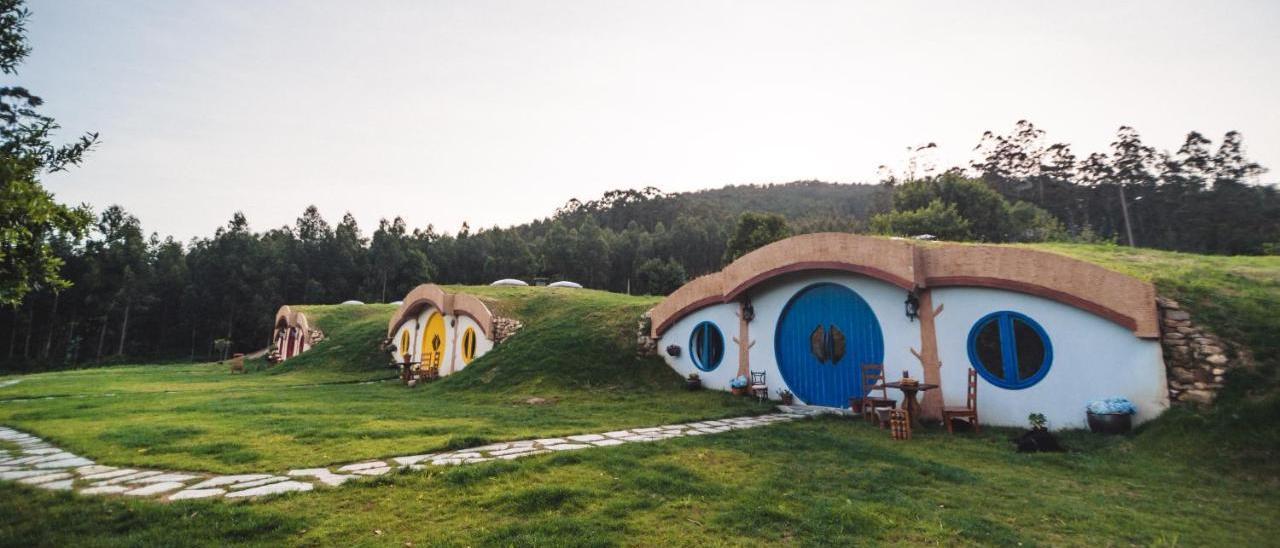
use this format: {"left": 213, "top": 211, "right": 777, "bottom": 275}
{"left": 659, "top": 272, "right": 919, "bottom": 399}
{"left": 389, "top": 307, "right": 496, "bottom": 377}
{"left": 658, "top": 272, "right": 1167, "bottom": 429}
{"left": 932, "top": 287, "right": 1167, "bottom": 429}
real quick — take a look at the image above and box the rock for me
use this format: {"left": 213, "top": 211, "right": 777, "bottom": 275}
{"left": 337, "top": 461, "right": 387, "bottom": 472}
{"left": 1181, "top": 390, "right": 1215, "bottom": 405}
{"left": 1171, "top": 367, "right": 1196, "bottom": 383}
{"left": 186, "top": 474, "right": 274, "bottom": 490}
{"left": 1212, "top": 368, "right": 1226, "bottom": 375}
{"left": 124, "top": 482, "right": 187, "bottom": 496}
{"left": 224, "top": 480, "right": 313, "bottom": 498}
{"left": 1164, "top": 310, "right": 1191, "bottom": 321}
{"left": 169, "top": 488, "right": 227, "bottom": 501}
{"left": 1200, "top": 345, "right": 1223, "bottom": 355}
{"left": 1206, "top": 354, "right": 1229, "bottom": 366}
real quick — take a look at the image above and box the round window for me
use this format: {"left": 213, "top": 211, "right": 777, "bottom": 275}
{"left": 689, "top": 321, "right": 724, "bottom": 372}
{"left": 966, "top": 311, "right": 1052, "bottom": 389}
{"left": 461, "top": 327, "right": 478, "bottom": 364}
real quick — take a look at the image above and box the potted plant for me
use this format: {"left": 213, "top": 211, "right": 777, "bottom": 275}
{"left": 1013, "top": 412, "right": 1064, "bottom": 452}
{"left": 777, "top": 388, "right": 794, "bottom": 405}
{"left": 730, "top": 375, "right": 749, "bottom": 396}
{"left": 685, "top": 373, "right": 702, "bottom": 391}
{"left": 1086, "top": 398, "right": 1136, "bottom": 434}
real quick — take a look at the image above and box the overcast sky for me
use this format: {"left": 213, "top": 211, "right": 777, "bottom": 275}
{"left": 16, "top": 1, "right": 1280, "bottom": 241}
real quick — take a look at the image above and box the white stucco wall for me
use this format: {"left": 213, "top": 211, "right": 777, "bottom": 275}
{"left": 659, "top": 272, "right": 920, "bottom": 402}
{"left": 446, "top": 314, "right": 495, "bottom": 376}
{"left": 659, "top": 272, "right": 1168, "bottom": 429}
{"left": 932, "top": 287, "right": 1168, "bottom": 429}
{"left": 391, "top": 320, "right": 419, "bottom": 363}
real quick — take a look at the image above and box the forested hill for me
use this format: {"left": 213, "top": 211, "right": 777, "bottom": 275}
{"left": 6, "top": 122, "right": 1279, "bottom": 369}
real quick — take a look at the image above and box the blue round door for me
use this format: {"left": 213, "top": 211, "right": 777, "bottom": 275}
{"left": 774, "top": 283, "right": 884, "bottom": 407}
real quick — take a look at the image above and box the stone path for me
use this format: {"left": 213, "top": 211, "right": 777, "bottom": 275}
{"left": 0, "top": 413, "right": 802, "bottom": 502}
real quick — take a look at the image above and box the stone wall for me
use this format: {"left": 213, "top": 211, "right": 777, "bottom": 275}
{"left": 1159, "top": 296, "right": 1246, "bottom": 405}
{"left": 492, "top": 316, "right": 523, "bottom": 343}
{"left": 636, "top": 314, "right": 657, "bottom": 357}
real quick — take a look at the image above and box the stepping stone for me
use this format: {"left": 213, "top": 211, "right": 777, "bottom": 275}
{"left": 532, "top": 438, "right": 566, "bottom": 445}
{"left": 224, "top": 481, "right": 312, "bottom": 498}
{"left": 82, "top": 468, "right": 138, "bottom": 481}
{"left": 24, "top": 448, "right": 62, "bottom": 455}
{"left": 186, "top": 474, "right": 273, "bottom": 490}
{"left": 27, "top": 452, "right": 78, "bottom": 464}
{"left": 79, "top": 485, "right": 130, "bottom": 495}
{"left": 450, "top": 452, "right": 483, "bottom": 460}
{"left": 470, "top": 443, "right": 510, "bottom": 452}
{"left": 337, "top": 461, "right": 387, "bottom": 472}
{"left": 603, "top": 431, "right": 633, "bottom": 438}
{"left": 430, "top": 458, "right": 463, "bottom": 466}
{"left": 0, "top": 466, "right": 17, "bottom": 472}
{"left": 632, "top": 427, "right": 662, "bottom": 433}
{"left": 567, "top": 434, "right": 605, "bottom": 442}
{"left": 35, "top": 457, "right": 95, "bottom": 469}
{"left": 96, "top": 471, "right": 163, "bottom": 485}
{"left": 288, "top": 468, "right": 354, "bottom": 487}
{"left": 35, "top": 479, "right": 73, "bottom": 491}
{"left": 169, "top": 488, "right": 226, "bottom": 501}
{"left": 591, "top": 439, "right": 625, "bottom": 446}
{"left": 18, "top": 472, "right": 72, "bottom": 485}
{"left": 75, "top": 465, "right": 116, "bottom": 476}
{"left": 497, "top": 450, "right": 549, "bottom": 460}
{"left": 685, "top": 429, "right": 709, "bottom": 436}
{"left": 124, "top": 482, "right": 186, "bottom": 496}
{"left": 131, "top": 473, "right": 200, "bottom": 484}
{"left": 227, "top": 476, "right": 288, "bottom": 490}
{"left": 391, "top": 455, "right": 434, "bottom": 466}
{"left": 661, "top": 425, "right": 686, "bottom": 430}
{"left": 462, "top": 457, "right": 492, "bottom": 464}
{"left": 508, "top": 441, "right": 537, "bottom": 448}
{"left": 0, "top": 470, "right": 56, "bottom": 480}
{"left": 544, "top": 443, "right": 591, "bottom": 451}
{"left": 490, "top": 446, "right": 541, "bottom": 457}
{"left": 354, "top": 466, "right": 391, "bottom": 476}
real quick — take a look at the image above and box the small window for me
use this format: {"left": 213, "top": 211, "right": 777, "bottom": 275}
{"left": 461, "top": 327, "right": 478, "bottom": 364}
{"left": 400, "top": 329, "right": 410, "bottom": 352}
{"left": 689, "top": 321, "right": 724, "bottom": 372}
{"left": 967, "top": 311, "right": 1052, "bottom": 389}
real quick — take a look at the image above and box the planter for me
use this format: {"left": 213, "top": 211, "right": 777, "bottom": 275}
{"left": 731, "top": 387, "right": 748, "bottom": 396}
{"left": 1014, "top": 428, "right": 1064, "bottom": 452}
{"left": 1086, "top": 412, "right": 1132, "bottom": 434}
{"left": 780, "top": 394, "right": 794, "bottom": 406}
{"left": 685, "top": 378, "right": 702, "bottom": 391}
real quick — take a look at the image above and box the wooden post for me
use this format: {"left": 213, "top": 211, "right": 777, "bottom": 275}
{"left": 732, "top": 299, "right": 755, "bottom": 378}
{"left": 910, "top": 289, "right": 945, "bottom": 421}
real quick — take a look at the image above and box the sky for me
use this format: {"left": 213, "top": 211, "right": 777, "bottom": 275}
{"left": 14, "top": 0, "right": 1280, "bottom": 241}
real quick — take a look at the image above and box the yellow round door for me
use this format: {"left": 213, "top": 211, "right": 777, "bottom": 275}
{"left": 420, "top": 312, "right": 446, "bottom": 370}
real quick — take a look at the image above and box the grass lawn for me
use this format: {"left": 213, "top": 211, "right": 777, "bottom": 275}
{"left": 0, "top": 245, "right": 1277, "bottom": 546}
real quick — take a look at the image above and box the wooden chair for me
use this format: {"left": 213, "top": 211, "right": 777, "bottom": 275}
{"left": 943, "top": 369, "right": 981, "bottom": 433}
{"left": 749, "top": 370, "right": 768, "bottom": 402}
{"left": 889, "top": 409, "right": 911, "bottom": 440}
{"left": 859, "top": 365, "right": 897, "bottom": 427}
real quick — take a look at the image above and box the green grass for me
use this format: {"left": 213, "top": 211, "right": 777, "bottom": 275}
{"left": 2, "top": 418, "right": 1275, "bottom": 546}
{"left": 0, "top": 250, "right": 1278, "bottom": 545}
{"left": 0, "top": 288, "right": 771, "bottom": 472}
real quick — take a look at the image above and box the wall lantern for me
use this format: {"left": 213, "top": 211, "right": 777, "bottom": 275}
{"left": 741, "top": 296, "right": 755, "bottom": 323}
{"left": 904, "top": 288, "right": 921, "bottom": 322}
{"left": 666, "top": 344, "right": 682, "bottom": 357}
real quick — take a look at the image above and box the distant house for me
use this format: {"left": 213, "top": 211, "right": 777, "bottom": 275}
{"left": 648, "top": 233, "right": 1168, "bottom": 429}
{"left": 386, "top": 284, "right": 504, "bottom": 379}
{"left": 271, "top": 306, "right": 322, "bottom": 362}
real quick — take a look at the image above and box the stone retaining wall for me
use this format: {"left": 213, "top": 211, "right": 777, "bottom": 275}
{"left": 492, "top": 316, "right": 523, "bottom": 343}
{"left": 1159, "top": 296, "right": 1247, "bottom": 405}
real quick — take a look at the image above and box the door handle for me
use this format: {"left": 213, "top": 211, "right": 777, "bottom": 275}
{"left": 809, "top": 325, "right": 828, "bottom": 363}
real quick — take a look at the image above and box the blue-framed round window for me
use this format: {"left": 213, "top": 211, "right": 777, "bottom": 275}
{"left": 689, "top": 321, "right": 725, "bottom": 372}
{"left": 966, "top": 311, "right": 1052, "bottom": 390}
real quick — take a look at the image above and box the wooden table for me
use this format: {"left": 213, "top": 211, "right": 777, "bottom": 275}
{"left": 884, "top": 381, "right": 939, "bottom": 428}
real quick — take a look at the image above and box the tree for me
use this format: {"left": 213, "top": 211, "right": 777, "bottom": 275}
{"left": 889, "top": 175, "right": 1013, "bottom": 241}
{"left": 870, "top": 199, "right": 972, "bottom": 240}
{"left": 0, "top": 0, "right": 97, "bottom": 307}
{"left": 723, "top": 212, "right": 790, "bottom": 263}
{"left": 636, "top": 258, "right": 687, "bottom": 296}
